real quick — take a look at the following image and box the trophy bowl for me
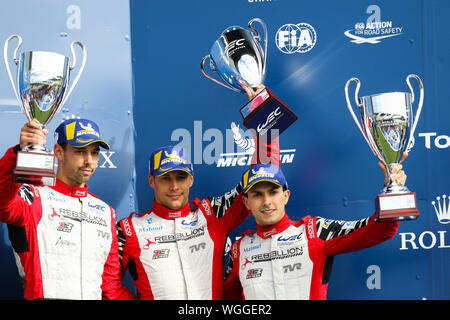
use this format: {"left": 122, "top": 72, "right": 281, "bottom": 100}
{"left": 200, "top": 18, "right": 297, "bottom": 142}
{"left": 4, "top": 34, "right": 86, "bottom": 186}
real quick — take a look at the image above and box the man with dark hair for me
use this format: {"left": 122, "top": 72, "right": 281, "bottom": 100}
{"left": 0, "top": 118, "right": 135, "bottom": 300}
{"left": 223, "top": 161, "right": 406, "bottom": 300}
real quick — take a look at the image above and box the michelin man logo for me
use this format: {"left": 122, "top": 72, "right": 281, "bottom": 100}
{"left": 165, "top": 150, "right": 179, "bottom": 158}
{"left": 248, "top": 167, "right": 275, "bottom": 184}
{"left": 77, "top": 122, "right": 99, "bottom": 138}
{"left": 252, "top": 167, "right": 269, "bottom": 175}
{"left": 163, "top": 149, "right": 187, "bottom": 165}
{"left": 79, "top": 122, "right": 94, "bottom": 131}
{"left": 276, "top": 23, "right": 317, "bottom": 54}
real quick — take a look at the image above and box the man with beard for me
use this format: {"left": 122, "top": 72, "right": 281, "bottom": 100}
{"left": 0, "top": 118, "right": 134, "bottom": 300}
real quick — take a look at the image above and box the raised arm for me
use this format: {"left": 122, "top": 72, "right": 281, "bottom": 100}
{"left": 0, "top": 119, "right": 47, "bottom": 225}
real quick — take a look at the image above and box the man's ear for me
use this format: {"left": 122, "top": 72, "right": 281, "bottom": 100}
{"left": 54, "top": 144, "right": 64, "bottom": 162}
{"left": 148, "top": 174, "right": 156, "bottom": 189}
{"left": 283, "top": 189, "right": 290, "bottom": 206}
{"left": 242, "top": 194, "right": 250, "bottom": 210}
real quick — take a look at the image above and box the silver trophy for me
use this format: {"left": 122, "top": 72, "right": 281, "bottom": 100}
{"left": 201, "top": 18, "right": 267, "bottom": 93}
{"left": 345, "top": 75, "right": 424, "bottom": 221}
{"left": 4, "top": 34, "right": 87, "bottom": 186}
{"left": 201, "top": 18, "right": 297, "bottom": 142}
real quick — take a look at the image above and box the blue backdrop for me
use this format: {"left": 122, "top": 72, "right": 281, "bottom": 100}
{"left": 0, "top": 0, "right": 448, "bottom": 299}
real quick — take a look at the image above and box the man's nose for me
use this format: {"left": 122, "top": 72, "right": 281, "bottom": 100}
{"left": 262, "top": 193, "right": 272, "bottom": 206}
{"left": 84, "top": 152, "right": 94, "bottom": 166}
{"left": 169, "top": 178, "right": 179, "bottom": 191}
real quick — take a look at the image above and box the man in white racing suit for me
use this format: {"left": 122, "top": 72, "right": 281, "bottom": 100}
{"left": 117, "top": 140, "right": 278, "bottom": 299}
{"left": 0, "top": 118, "right": 135, "bottom": 300}
{"left": 223, "top": 162, "right": 407, "bottom": 300}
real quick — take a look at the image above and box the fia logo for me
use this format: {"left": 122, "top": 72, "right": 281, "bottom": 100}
{"left": 344, "top": 5, "right": 403, "bottom": 44}
{"left": 275, "top": 23, "right": 317, "bottom": 54}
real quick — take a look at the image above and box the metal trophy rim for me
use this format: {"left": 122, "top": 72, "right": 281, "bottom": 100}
{"left": 19, "top": 49, "right": 67, "bottom": 59}
{"left": 360, "top": 91, "right": 411, "bottom": 98}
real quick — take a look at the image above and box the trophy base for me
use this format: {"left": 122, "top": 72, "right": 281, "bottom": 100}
{"left": 14, "top": 150, "right": 56, "bottom": 186}
{"left": 375, "top": 192, "right": 420, "bottom": 222}
{"left": 240, "top": 88, "right": 297, "bottom": 142}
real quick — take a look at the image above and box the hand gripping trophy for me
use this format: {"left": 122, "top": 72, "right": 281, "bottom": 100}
{"left": 4, "top": 34, "right": 86, "bottom": 186}
{"left": 201, "top": 18, "right": 297, "bottom": 142}
{"left": 345, "top": 75, "right": 424, "bottom": 221}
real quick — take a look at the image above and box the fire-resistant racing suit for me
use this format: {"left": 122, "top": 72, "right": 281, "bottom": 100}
{"left": 117, "top": 137, "right": 280, "bottom": 300}
{"left": 223, "top": 212, "right": 399, "bottom": 299}
{"left": 0, "top": 145, "right": 135, "bottom": 300}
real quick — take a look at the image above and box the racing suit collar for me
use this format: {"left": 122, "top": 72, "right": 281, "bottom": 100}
{"left": 152, "top": 199, "right": 191, "bottom": 220}
{"left": 51, "top": 178, "right": 89, "bottom": 198}
{"left": 256, "top": 213, "right": 292, "bottom": 239}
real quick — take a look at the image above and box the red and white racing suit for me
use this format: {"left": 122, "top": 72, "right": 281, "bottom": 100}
{"left": 117, "top": 137, "right": 280, "bottom": 300}
{"left": 224, "top": 212, "right": 399, "bottom": 300}
{"left": 0, "top": 146, "right": 135, "bottom": 300}
{"left": 117, "top": 185, "right": 249, "bottom": 299}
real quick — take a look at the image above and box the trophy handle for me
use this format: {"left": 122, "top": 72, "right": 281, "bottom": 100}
{"left": 248, "top": 18, "right": 268, "bottom": 76}
{"left": 200, "top": 54, "right": 241, "bottom": 93}
{"left": 59, "top": 41, "right": 87, "bottom": 109}
{"left": 344, "top": 78, "right": 367, "bottom": 139}
{"left": 405, "top": 74, "right": 424, "bottom": 153}
{"left": 345, "top": 77, "right": 384, "bottom": 161}
{"left": 3, "top": 34, "right": 24, "bottom": 112}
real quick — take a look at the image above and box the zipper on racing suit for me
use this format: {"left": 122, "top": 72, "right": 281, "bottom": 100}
{"left": 79, "top": 197, "right": 84, "bottom": 299}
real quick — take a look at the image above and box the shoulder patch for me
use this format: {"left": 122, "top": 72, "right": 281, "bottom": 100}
{"left": 121, "top": 217, "right": 133, "bottom": 237}
{"left": 18, "top": 184, "right": 34, "bottom": 205}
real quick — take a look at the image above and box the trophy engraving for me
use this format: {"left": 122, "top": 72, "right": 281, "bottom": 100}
{"left": 201, "top": 18, "right": 297, "bottom": 142}
{"left": 4, "top": 34, "right": 87, "bottom": 186}
{"left": 345, "top": 75, "right": 424, "bottom": 221}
